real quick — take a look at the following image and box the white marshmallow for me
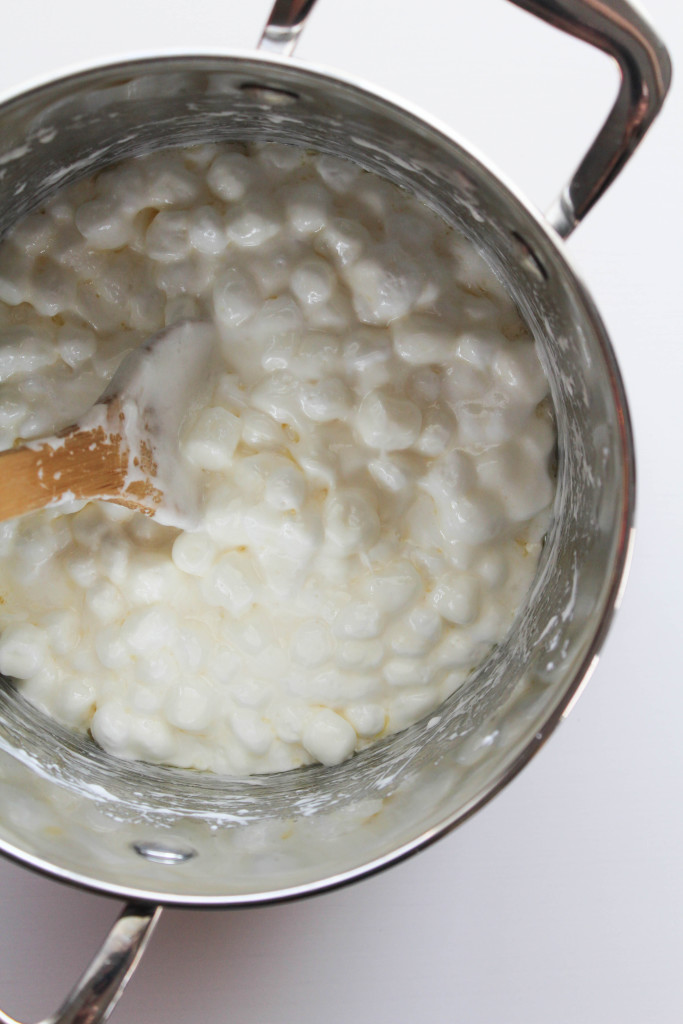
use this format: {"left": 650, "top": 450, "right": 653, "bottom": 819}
{"left": 302, "top": 708, "right": 357, "bottom": 766}
{"left": 0, "top": 142, "right": 554, "bottom": 778}
{"left": 182, "top": 407, "right": 241, "bottom": 471}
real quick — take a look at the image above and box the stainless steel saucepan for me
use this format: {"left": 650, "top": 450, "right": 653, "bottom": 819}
{"left": 0, "top": 1, "right": 671, "bottom": 1021}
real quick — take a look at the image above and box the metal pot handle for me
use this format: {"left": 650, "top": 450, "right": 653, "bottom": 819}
{"left": 0, "top": 903, "right": 161, "bottom": 1024}
{"left": 259, "top": 0, "right": 672, "bottom": 239}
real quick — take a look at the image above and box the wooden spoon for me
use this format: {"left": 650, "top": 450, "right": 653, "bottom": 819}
{"left": 0, "top": 321, "right": 216, "bottom": 528}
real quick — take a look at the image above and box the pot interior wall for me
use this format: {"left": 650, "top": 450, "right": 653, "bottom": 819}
{"left": 0, "top": 57, "right": 631, "bottom": 902}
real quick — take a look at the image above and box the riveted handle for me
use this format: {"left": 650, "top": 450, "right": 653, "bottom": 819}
{"left": 0, "top": 903, "right": 161, "bottom": 1024}
{"left": 508, "top": 0, "right": 671, "bottom": 237}
{"left": 258, "top": 0, "right": 672, "bottom": 238}
{"left": 258, "top": 0, "right": 320, "bottom": 56}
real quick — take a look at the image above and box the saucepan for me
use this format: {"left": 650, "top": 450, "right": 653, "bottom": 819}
{"left": 0, "top": 1, "right": 671, "bottom": 1021}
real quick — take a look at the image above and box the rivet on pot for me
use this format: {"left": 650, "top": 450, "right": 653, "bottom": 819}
{"left": 132, "top": 840, "right": 198, "bottom": 864}
{"left": 510, "top": 230, "right": 548, "bottom": 283}
{"left": 239, "top": 82, "right": 300, "bottom": 105}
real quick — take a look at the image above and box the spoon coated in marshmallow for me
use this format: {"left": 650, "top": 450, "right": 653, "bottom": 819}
{"left": 0, "top": 321, "right": 217, "bottom": 529}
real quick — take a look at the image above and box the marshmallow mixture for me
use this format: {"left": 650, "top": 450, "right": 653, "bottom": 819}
{"left": 0, "top": 143, "right": 555, "bottom": 774}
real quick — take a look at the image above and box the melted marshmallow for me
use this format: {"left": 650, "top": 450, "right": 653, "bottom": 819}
{"left": 0, "top": 143, "right": 555, "bottom": 774}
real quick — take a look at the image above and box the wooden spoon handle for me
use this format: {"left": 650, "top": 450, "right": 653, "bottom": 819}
{"left": 0, "top": 424, "right": 128, "bottom": 521}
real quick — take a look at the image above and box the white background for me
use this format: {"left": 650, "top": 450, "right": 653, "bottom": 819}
{"left": 0, "top": 1, "right": 681, "bottom": 1022}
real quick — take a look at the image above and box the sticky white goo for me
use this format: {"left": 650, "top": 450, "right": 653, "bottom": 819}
{"left": 92, "top": 319, "right": 217, "bottom": 529}
{"left": 0, "top": 143, "right": 555, "bottom": 775}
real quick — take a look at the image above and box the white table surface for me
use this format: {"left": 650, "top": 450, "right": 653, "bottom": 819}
{"left": 0, "top": 2, "right": 681, "bottom": 1022}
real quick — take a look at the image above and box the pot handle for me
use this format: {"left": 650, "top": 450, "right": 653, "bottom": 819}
{"left": 507, "top": 0, "right": 671, "bottom": 237}
{"left": 258, "top": 0, "right": 671, "bottom": 239}
{"left": 0, "top": 902, "right": 161, "bottom": 1024}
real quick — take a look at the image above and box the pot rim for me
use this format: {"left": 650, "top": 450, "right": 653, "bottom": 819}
{"left": 0, "top": 48, "right": 636, "bottom": 906}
